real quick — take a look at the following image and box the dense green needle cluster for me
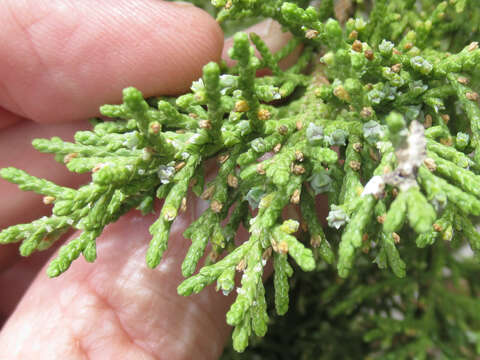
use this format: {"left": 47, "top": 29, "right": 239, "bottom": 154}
{"left": 2, "top": 0, "right": 480, "bottom": 357}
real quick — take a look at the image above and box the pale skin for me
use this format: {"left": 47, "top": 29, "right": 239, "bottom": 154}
{"left": 0, "top": 1, "right": 298, "bottom": 359}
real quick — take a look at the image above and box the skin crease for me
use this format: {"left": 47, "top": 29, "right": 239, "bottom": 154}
{"left": 0, "top": 1, "right": 319, "bottom": 359}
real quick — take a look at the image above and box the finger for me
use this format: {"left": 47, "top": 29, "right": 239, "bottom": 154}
{"left": 222, "top": 19, "right": 302, "bottom": 70}
{"left": 0, "top": 208, "right": 238, "bottom": 360}
{"left": 0, "top": 0, "right": 223, "bottom": 123}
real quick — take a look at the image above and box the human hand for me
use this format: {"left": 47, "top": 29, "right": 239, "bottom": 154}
{"left": 0, "top": 1, "right": 295, "bottom": 359}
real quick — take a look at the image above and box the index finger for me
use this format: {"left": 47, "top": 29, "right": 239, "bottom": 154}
{"left": 0, "top": 0, "right": 223, "bottom": 123}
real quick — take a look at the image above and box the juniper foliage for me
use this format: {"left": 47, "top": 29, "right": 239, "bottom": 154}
{"left": 2, "top": 0, "right": 480, "bottom": 357}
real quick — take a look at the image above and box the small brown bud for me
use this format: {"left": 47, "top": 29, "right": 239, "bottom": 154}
{"left": 290, "top": 189, "right": 301, "bottom": 204}
{"left": 43, "top": 196, "right": 56, "bottom": 205}
{"left": 271, "top": 239, "right": 278, "bottom": 252}
{"left": 257, "top": 108, "right": 271, "bottom": 121}
{"left": 296, "top": 120, "right": 303, "bottom": 130}
{"left": 424, "top": 158, "right": 437, "bottom": 172}
{"left": 150, "top": 122, "right": 161, "bottom": 134}
{"left": 209, "top": 251, "right": 219, "bottom": 263}
{"left": 211, "top": 200, "right": 223, "bottom": 213}
{"left": 175, "top": 161, "right": 186, "bottom": 171}
{"left": 256, "top": 163, "right": 266, "bottom": 175}
{"left": 360, "top": 107, "right": 373, "bottom": 118}
{"left": 262, "top": 247, "right": 273, "bottom": 260}
{"left": 392, "top": 48, "right": 401, "bottom": 55}
{"left": 468, "top": 41, "right": 479, "bottom": 52}
{"left": 199, "top": 120, "right": 212, "bottom": 129}
{"left": 218, "top": 153, "right": 230, "bottom": 164}
{"left": 201, "top": 185, "right": 215, "bottom": 200}
{"left": 369, "top": 148, "right": 379, "bottom": 162}
{"left": 441, "top": 114, "right": 450, "bottom": 124}
{"left": 305, "top": 29, "right": 319, "bottom": 39}
{"left": 278, "top": 241, "right": 289, "bottom": 254}
{"left": 391, "top": 63, "right": 402, "bottom": 73}
{"left": 352, "top": 40, "right": 363, "bottom": 52}
{"left": 433, "top": 223, "right": 443, "bottom": 232}
{"left": 424, "top": 114, "right": 433, "bottom": 128}
{"left": 364, "top": 49, "right": 374, "bottom": 61}
{"left": 273, "top": 143, "right": 282, "bottom": 153}
{"left": 392, "top": 232, "right": 400, "bottom": 244}
{"left": 227, "top": 174, "right": 238, "bottom": 188}
{"left": 300, "top": 221, "right": 308, "bottom": 232}
{"left": 348, "top": 30, "right": 358, "bottom": 40}
{"left": 234, "top": 100, "right": 249, "bottom": 112}
{"left": 362, "top": 233, "right": 369, "bottom": 242}
{"left": 180, "top": 197, "right": 187, "bottom": 213}
{"left": 353, "top": 143, "right": 363, "bottom": 152}
{"left": 292, "top": 164, "right": 306, "bottom": 175}
{"left": 278, "top": 125, "right": 289, "bottom": 135}
{"left": 403, "top": 42, "right": 413, "bottom": 50}
{"left": 63, "top": 152, "right": 78, "bottom": 164}
{"left": 440, "top": 137, "right": 453, "bottom": 146}
{"left": 457, "top": 76, "right": 469, "bottom": 85}
{"left": 349, "top": 160, "right": 361, "bottom": 171}
{"left": 188, "top": 113, "right": 198, "bottom": 118}
{"left": 295, "top": 150, "right": 304, "bottom": 162}
{"left": 92, "top": 163, "right": 105, "bottom": 173}
{"left": 333, "top": 85, "right": 351, "bottom": 101}
{"left": 236, "top": 259, "right": 246, "bottom": 272}
{"left": 466, "top": 91, "right": 479, "bottom": 101}
{"left": 310, "top": 235, "right": 322, "bottom": 248}
{"left": 377, "top": 214, "right": 386, "bottom": 224}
